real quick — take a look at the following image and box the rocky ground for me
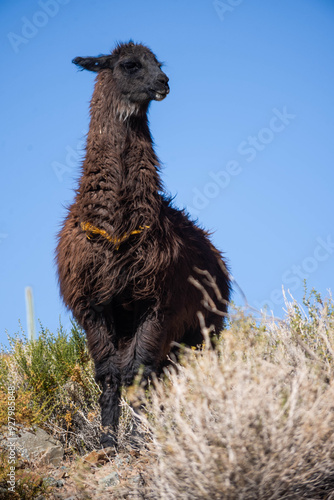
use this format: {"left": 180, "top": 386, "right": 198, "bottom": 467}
{"left": 29, "top": 448, "right": 147, "bottom": 499}
{"left": 0, "top": 424, "right": 148, "bottom": 499}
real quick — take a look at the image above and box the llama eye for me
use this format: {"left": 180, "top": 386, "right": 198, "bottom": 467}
{"left": 122, "top": 61, "right": 141, "bottom": 72}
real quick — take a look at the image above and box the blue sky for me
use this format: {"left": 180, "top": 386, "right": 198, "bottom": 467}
{"left": 1, "top": 0, "right": 333, "bottom": 345}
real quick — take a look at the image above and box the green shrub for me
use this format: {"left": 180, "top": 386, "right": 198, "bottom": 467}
{"left": 0, "top": 321, "right": 101, "bottom": 454}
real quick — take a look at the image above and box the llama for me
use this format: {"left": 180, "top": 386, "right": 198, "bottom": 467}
{"left": 56, "top": 41, "right": 231, "bottom": 447}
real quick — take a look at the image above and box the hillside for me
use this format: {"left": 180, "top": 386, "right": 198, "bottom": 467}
{"left": 1, "top": 288, "right": 334, "bottom": 499}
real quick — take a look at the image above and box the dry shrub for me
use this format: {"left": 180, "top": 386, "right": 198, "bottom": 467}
{"left": 0, "top": 450, "right": 49, "bottom": 500}
{"left": 125, "top": 292, "right": 334, "bottom": 500}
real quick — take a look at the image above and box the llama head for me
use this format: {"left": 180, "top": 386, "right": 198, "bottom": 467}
{"left": 73, "top": 41, "right": 169, "bottom": 108}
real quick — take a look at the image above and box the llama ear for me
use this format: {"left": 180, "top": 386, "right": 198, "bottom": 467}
{"left": 72, "top": 55, "right": 115, "bottom": 72}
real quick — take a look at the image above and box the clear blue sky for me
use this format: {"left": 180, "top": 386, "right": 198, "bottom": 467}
{"left": 1, "top": 0, "right": 333, "bottom": 345}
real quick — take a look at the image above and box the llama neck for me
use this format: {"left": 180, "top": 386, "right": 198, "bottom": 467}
{"left": 78, "top": 72, "right": 162, "bottom": 234}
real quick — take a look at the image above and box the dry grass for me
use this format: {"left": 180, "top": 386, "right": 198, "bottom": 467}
{"left": 122, "top": 291, "right": 334, "bottom": 499}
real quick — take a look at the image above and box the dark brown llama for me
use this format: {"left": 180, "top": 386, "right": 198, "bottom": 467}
{"left": 56, "top": 41, "right": 230, "bottom": 448}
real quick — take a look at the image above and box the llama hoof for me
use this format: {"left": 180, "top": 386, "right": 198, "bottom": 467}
{"left": 127, "top": 430, "right": 148, "bottom": 451}
{"left": 100, "top": 432, "right": 117, "bottom": 449}
{"left": 126, "top": 414, "right": 149, "bottom": 450}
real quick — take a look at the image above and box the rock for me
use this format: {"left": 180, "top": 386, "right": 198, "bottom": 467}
{"left": 43, "top": 476, "right": 58, "bottom": 487}
{"left": 53, "top": 466, "right": 69, "bottom": 479}
{"left": 83, "top": 450, "right": 99, "bottom": 465}
{"left": 16, "top": 427, "right": 64, "bottom": 467}
{"left": 128, "top": 474, "right": 144, "bottom": 486}
{"left": 40, "top": 475, "right": 66, "bottom": 493}
{"left": 83, "top": 447, "right": 115, "bottom": 465}
{"left": 99, "top": 470, "right": 120, "bottom": 487}
{"left": 114, "top": 455, "right": 130, "bottom": 468}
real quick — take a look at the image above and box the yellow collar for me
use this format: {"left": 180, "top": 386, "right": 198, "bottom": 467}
{"left": 80, "top": 221, "right": 150, "bottom": 250}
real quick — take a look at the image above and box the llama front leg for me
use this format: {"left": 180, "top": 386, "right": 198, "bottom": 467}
{"left": 121, "top": 313, "right": 168, "bottom": 386}
{"left": 95, "top": 357, "right": 121, "bottom": 448}
{"left": 84, "top": 314, "right": 121, "bottom": 447}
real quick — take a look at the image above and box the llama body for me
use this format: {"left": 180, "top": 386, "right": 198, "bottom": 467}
{"left": 56, "top": 42, "right": 230, "bottom": 447}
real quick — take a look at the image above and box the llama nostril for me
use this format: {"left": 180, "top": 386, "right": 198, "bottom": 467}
{"left": 157, "top": 75, "right": 169, "bottom": 86}
{"left": 157, "top": 80, "right": 169, "bottom": 95}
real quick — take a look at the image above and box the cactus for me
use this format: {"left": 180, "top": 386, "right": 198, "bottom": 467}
{"left": 25, "top": 286, "right": 36, "bottom": 341}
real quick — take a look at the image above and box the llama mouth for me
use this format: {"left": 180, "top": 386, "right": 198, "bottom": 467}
{"left": 152, "top": 88, "right": 169, "bottom": 101}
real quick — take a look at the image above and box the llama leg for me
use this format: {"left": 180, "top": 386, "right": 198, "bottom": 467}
{"left": 84, "top": 313, "right": 121, "bottom": 448}
{"left": 119, "top": 314, "right": 165, "bottom": 449}
{"left": 121, "top": 313, "right": 168, "bottom": 386}
{"left": 95, "top": 358, "right": 121, "bottom": 448}
{"left": 181, "top": 313, "right": 223, "bottom": 350}
{"left": 180, "top": 326, "right": 204, "bottom": 349}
